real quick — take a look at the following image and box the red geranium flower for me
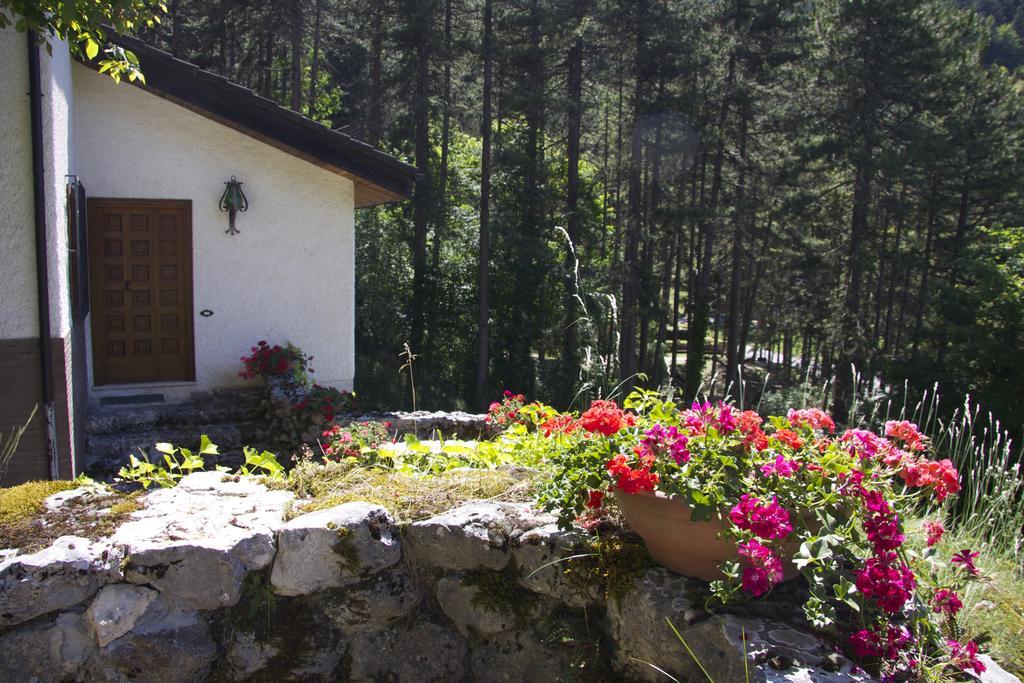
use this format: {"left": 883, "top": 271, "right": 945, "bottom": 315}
{"left": 581, "top": 400, "right": 633, "bottom": 436}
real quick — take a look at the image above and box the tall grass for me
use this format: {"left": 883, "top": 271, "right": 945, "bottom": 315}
{"left": 853, "top": 381, "right": 1023, "bottom": 561}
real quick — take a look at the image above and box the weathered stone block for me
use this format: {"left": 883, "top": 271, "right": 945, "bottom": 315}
{"left": 111, "top": 471, "right": 291, "bottom": 609}
{"left": 0, "top": 535, "right": 121, "bottom": 627}
{"left": 82, "top": 605, "right": 216, "bottom": 683}
{"left": 271, "top": 502, "right": 401, "bottom": 596}
{"left": 316, "top": 569, "right": 420, "bottom": 630}
{"left": 0, "top": 609, "right": 95, "bottom": 682}
{"left": 436, "top": 574, "right": 518, "bottom": 636}
{"left": 513, "top": 523, "right": 596, "bottom": 607}
{"left": 86, "top": 583, "right": 160, "bottom": 647}
{"left": 405, "top": 501, "right": 555, "bottom": 570}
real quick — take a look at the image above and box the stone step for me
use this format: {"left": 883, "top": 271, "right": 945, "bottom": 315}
{"left": 83, "top": 421, "right": 271, "bottom": 480}
{"left": 85, "top": 388, "right": 265, "bottom": 436}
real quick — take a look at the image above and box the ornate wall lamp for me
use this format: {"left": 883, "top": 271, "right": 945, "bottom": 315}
{"left": 219, "top": 176, "right": 249, "bottom": 235}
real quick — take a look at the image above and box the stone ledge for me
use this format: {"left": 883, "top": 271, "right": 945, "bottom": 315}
{"left": 0, "top": 472, "right": 1018, "bottom": 683}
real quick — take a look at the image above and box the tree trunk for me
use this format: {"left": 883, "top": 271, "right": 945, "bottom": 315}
{"left": 432, "top": 0, "right": 454, "bottom": 272}
{"left": 911, "top": 177, "right": 938, "bottom": 362}
{"left": 724, "top": 105, "right": 749, "bottom": 391}
{"left": 832, "top": 156, "right": 872, "bottom": 423}
{"left": 290, "top": 0, "right": 303, "bottom": 111}
{"left": 409, "top": 0, "right": 432, "bottom": 366}
{"left": 308, "top": 0, "right": 322, "bottom": 117}
{"left": 367, "top": 6, "right": 384, "bottom": 146}
{"left": 476, "top": 0, "right": 493, "bottom": 408}
{"left": 620, "top": 0, "right": 647, "bottom": 392}
{"left": 562, "top": 1, "right": 584, "bottom": 397}
{"left": 684, "top": 53, "right": 734, "bottom": 402}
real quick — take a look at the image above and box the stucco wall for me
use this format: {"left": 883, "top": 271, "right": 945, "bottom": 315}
{"left": 72, "top": 63, "right": 356, "bottom": 394}
{"left": 0, "top": 28, "right": 38, "bottom": 340}
{"left": 0, "top": 28, "right": 76, "bottom": 341}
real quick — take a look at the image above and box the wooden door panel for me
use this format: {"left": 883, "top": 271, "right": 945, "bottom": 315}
{"left": 88, "top": 199, "right": 194, "bottom": 385}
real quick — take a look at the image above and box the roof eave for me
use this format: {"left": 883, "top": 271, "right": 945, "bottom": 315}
{"left": 79, "top": 31, "right": 416, "bottom": 208}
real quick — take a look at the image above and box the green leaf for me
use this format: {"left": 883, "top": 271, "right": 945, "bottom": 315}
{"left": 199, "top": 435, "right": 219, "bottom": 456}
{"left": 155, "top": 442, "right": 175, "bottom": 455}
{"left": 84, "top": 37, "right": 99, "bottom": 60}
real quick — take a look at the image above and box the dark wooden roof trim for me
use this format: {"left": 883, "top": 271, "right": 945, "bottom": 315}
{"left": 83, "top": 31, "right": 416, "bottom": 204}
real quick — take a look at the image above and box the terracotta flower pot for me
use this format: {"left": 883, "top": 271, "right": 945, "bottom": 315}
{"left": 613, "top": 488, "right": 802, "bottom": 582}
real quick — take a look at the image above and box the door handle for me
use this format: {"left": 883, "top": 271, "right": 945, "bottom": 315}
{"left": 125, "top": 281, "right": 131, "bottom": 291}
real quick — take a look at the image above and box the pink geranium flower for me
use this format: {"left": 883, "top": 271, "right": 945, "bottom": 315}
{"left": 947, "top": 639, "right": 986, "bottom": 675}
{"left": 737, "top": 539, "right": 783, "bottom": 597}
{"left": 729, "top": 494, "right": 793, "bottom": 540}
{"left": 924, "top": 520, "right": 945, "bottom": 547}
{"left": 760, "top": 454, "right": 800, "bottom": 478}
{"left": 855, "top": 551, "right": 916, "bottom": 613}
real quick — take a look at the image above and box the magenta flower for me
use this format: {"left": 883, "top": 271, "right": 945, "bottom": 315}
{"left": 716, "top": 403, "right": 737, "bottom": 433}
{"left": 931, "top": 589, "right": 963, "bottom": 616}
{"left": 840, "top": 428, "right": 889, "bottom": 460}
{"left": 947, "top": 639, "right": 986, "bottom": 675}
{"left": 760, "top": 454, "right": 800, "bottom": 478}
{"left": 847, "top": 625, "right": 912, "bottom": 661}
{"left": 952, "top": 549, "right": 980, "bottom": 576}
{"left": 854, "top": 551, "right": 916, "bottom": 613}
{"left": 640, "top": 424, "right": 690, "bottom": 465}
{"left": 729, "top": 494, "right": 793, "bottom": 540}
{"left": 737, "top": 539, "right": 783, "bottom": 597}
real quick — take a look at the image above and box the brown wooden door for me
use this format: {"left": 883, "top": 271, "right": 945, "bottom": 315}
{"left": 88, "top": 199, "right": 195, "bottom": 385}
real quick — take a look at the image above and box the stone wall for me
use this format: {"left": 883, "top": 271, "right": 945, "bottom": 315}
{"left": 0, "top": 473, "right": 1017, "bottom": 682}
{"left": 263, "top": 374, "right": 494, "bottom": 446}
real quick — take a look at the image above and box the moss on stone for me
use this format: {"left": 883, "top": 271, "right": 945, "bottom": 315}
{"left": 463, "top": 563, "right": 536, "bottom": 625}
{"left": 290, "top": 462, "right": 533, "bottom": 525}
{"left": 0, "top": 480, "right": 77, "bottom": 527}
{"left": 330, "top": 525, "right": 362, "bottom": 573}
{"left": 0, "top": 486, "right": 143, "bottom": 552}
{"left": 563, "top": 534, "right": 654, "bottom": 604}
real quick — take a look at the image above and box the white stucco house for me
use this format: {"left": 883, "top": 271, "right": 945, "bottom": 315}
{"left": 0, "top": 28, "right": 416, "bottom": 484}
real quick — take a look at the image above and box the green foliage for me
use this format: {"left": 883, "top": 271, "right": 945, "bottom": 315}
{"left": 237, "top": 446, "right": 286, "bottom": 480}
{"left": 117, "top": 435, "right": 218, "bottom": 489}
{"left": 0, "top": 0, "right": 165, "bottom": 81}
{"left": 463, "top": 563, "right": 537, "bottom": 625}
{"left": 562, "top": 535, "right": 655, "bottom": 604}
{"left": 116, "top": 435, "right": 285, "bottom": 488}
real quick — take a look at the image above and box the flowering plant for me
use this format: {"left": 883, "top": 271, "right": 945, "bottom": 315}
{"left": 320, "top": 421, "right": 392, "bottom": 459}
{"left": 485, "top": 390, "right": 527, "bottom": 428}
{"left": 296, "top": 384, "right": 359, "bottom": 422}
{"left": 529, "top": 389, "right": 984, "bottom": 680}
{"left": 239, "top": 340, "right": 311, "bottom": 383}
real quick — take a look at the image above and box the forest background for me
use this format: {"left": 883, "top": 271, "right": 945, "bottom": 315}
{"left": 139, "top": 0, "right": 1024, "bottom": 431}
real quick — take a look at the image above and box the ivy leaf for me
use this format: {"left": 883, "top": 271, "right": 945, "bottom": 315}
{"left": 793, "top": 538, "right": 834, "bottom": 570}
{"left": 199, "top": 435, "right": 219, "bottom": 456}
